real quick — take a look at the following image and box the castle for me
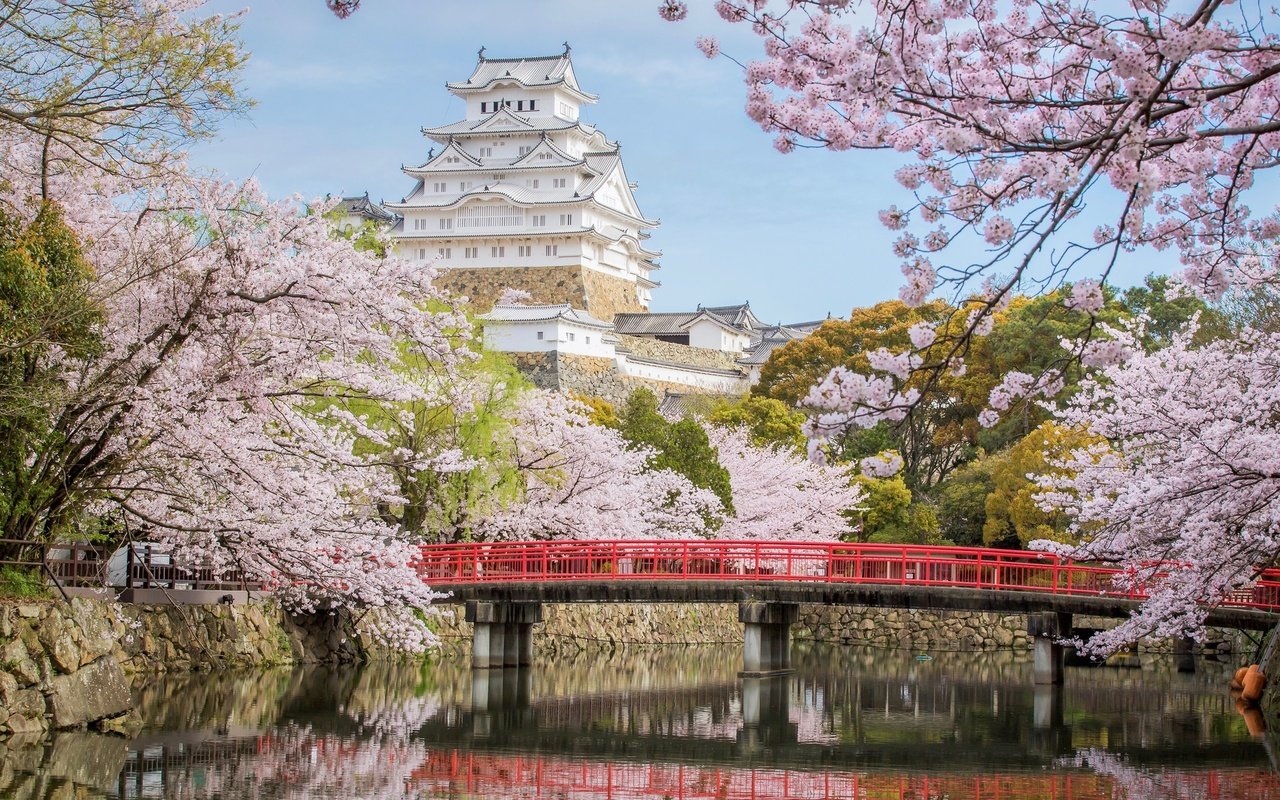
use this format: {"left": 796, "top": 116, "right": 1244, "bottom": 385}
{"left": 340, "top": 47, "right": 827, "bottom": 403}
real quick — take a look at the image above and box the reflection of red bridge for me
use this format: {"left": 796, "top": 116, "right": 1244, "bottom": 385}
{"left": 409, "top": 750, "right": 1280, "bottom": 800}
{"left": 416, "top": 540, "right": 1280, "bottom": 615}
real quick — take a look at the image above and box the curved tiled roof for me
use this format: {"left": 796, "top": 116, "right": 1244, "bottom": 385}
{"left": 447, "top": 53, "right": 597, "bottom": 101}
{"left": 479, "top": 303, "right": 613, "bottom": 329}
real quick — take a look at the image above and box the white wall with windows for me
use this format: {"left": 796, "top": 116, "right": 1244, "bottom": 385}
{"left": 481, "top": 319, "right": 614, "bottom": 358}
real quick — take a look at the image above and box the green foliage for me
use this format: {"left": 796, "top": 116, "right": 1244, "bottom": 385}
{"left": 574, "top": 394, "right": 620, "bottom": 428}
{"left": 982, "top": 422, "right": 1100, "bottom": 548}
{"left": 325, "top": 212, "right": 389, "bottom": 258}
{"left": 321, "top": 339, "right": 530, "bottom": 543}
{"left": 3, "top": 1, "right": 249, "bottom": 172}
{"left": 0, "top": 203, "right": 103, "bottom": 542}
{"left": 932, "top": 460, "right": 995, "bottom": 547}
{"left": 618, "top": 389, "right": 734, "bottom": 517}
{"left": 847, "top": 475, "right": 911, "bottom": 542}
{"left": 705, "top": 395, "right": 806, "bottom": 453}
{"left": 0, "top": 567, "right": 50, "bottom": 600}
{"left": 1120, "top": 274, "right": 1230, "bottom": 345}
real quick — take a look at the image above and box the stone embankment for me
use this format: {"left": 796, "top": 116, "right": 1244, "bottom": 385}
{"left": 2, "top": 597, "right": 1253, "bottom": 740}
{"left": 432, "top": 602, "right": 1249, "bottom": 657}
{"left": 0, "top": 598, "right": 398, "bottom": 738}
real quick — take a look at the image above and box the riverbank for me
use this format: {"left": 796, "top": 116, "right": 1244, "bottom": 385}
{"left": 0, "top": 598, "right": 407, "bottom": 737}
{"left": 0, "top": 597, "right": 1260, "bottom": 739}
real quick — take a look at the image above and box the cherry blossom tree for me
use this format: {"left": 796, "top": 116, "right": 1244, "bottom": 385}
{"left": 477, "top": 391, "right": 723, "bottom": 540}
{"left": 661, "top": 0, "right": 1280, "bottom": 437}
{"left": 0, "top": 129, "right": 476, "bottom": 648}
{"left": 1035, "top": 320, "right": 1280, "bottom": 654}
{"left": 705, "top": 425, "right": 862, "bottom": 540}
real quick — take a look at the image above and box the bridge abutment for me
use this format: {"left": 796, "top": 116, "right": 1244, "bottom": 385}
{"left": 739, "top": 601, "right": 797, "bottom": 675}
{"left": 1028, "top": 612, "right": 1072, "bottom": 685}
{"left": 465, "top": 601, "right": 543, "bottom": 669}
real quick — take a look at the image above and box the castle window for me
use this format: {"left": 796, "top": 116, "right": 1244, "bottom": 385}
{"left": 491, "top": 246, "right": 505, "bottom": 257}
{"left": 545, "top": 245, "right": 558, "bottom": 256}
{"left": 480, "top": 147, "right": 492, "bottom": 158}
{"left": 536, "top": 331, "right": 544, "bottom": 340}
{"left": 518, "top": 245, "right": 532, "bottom": 257}
{"left": 437, "top": 247, "right": 451, "bottom": 258}
{"left": 519, "top": 145, "right": 532, "bottom": 156}
{"left": 526, "top": 179, "right": 539, "bottom": 189}
{"left": 553, "top": 178, "right": 567, "bottom": 188}
{"left": 566, "top": 332, "right": 575, "bottom": 342}
{"left": 438, "top": 218, "right": 453, "bottom": 230}
{"left": 529, "top": 100, "right": 537, "bottom": 111}
{"left": 464, "top": 247, "right": 478, "bottom": 258}
{"left": 585, "top": 336, "right": 591, "bottom": 344}
{"left": 458, "top": 203, "right": 524, "bottom": 229}
{"left": 433, "top": 182, "right": 447, "bottom": 192}
{"left": 532, "top": 215, "right": 546, "bottom": 227}
{"left": 480, "top": 102, "right": 488, "bottom": 113}
{"left": 416, "top": 248, "right": 426, "bottom": 259}
{"left": 559, "top": 214, "right": 573, "bottom": 225}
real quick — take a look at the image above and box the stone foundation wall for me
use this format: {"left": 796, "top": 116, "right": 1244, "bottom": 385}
{"left": 0, "top": 599, "right": 403, "bottom": 738}
{"left": 431, "top": 602, "right": 1252, "bottom": 660}
{"left": 508, "top": 352, "right": 560, "bottom": 391}
{"left": 581, "top": 269, "right": 645, "bottom": 319}
{"left": 433, "top": 266, "right": 587, "bottom": 314}
{"left": 616, "top": 335, "right": 741, "bottom": 371}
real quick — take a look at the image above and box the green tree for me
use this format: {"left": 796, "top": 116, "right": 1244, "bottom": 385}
{"left": 983, "top": 422, "right": 1100, "bottom": 548}
{"left": 0, "top": 202, "right": 102, "bottom": 543}
{"left": 933, "top": 460, "right": 995, "bottom": 547}
{"left": 705, "top": 395, "right": 805, "bottom": 452}
{"left": 1, "top": 1, "right": 249, "bottom": 178}
{"left": 847, "top": 475, "right": 910, "bottom": 542}
{"left": 618, "top": 388, "right": 734, "bottom": 516}
{"left": 1120, "top": 274, "right": 1229, "bottom": 345}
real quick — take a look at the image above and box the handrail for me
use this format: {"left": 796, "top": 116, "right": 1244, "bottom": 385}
{"left": 414, "top": 540, "right": 1280, "bottom": 613}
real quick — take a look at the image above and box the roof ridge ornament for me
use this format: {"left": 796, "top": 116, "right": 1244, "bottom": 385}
{"left": 563, "top": 41, "right": 572, "bottom": 55}
{"left": 478, "top": 46, "right": 486, "bottom": 61}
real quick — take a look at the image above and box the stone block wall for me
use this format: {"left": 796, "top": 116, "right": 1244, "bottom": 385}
{"left": 0, "top": 598, "right": 406, "bottom": 738}
{"left": 434, "top": 266, "right": 588, "bottom": 314}
{"left": 432, "top": 265, "right": 646, "bottom": 320}
{"left": 616, "top": 335, "right": 741, "bottom": 370}
{"left": 581, "top": 269, "right": 646, "bottom": 319}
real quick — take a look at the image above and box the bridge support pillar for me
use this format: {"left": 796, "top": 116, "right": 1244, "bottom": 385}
{"left": 739, "top": 602, "right": 797, "bottom": 675}
{"left": 465, "top": 601, "right": 543, "bottom": 669}
{"left": 1174, "top": 636, "right": 1197, "bottom": 673}
{"left": 1028, "top": 612, "right": 1072, "bottom": 685}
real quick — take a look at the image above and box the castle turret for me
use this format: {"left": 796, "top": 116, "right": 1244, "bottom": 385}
{"left": 386, "top": 48, "right": 660, "bottom": 319}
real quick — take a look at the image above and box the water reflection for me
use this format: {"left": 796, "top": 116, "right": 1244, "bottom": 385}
{"left": 1, "top": 645, "right": 1277, "bottom": 799}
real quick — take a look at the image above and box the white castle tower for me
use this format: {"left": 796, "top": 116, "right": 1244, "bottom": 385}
{"left": 386, "top": 46, "right": 660, "bottom": 320}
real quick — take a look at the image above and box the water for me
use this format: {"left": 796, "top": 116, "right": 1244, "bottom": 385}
{"left": 5, "top": 643, "right": 1278, "bottom": 799}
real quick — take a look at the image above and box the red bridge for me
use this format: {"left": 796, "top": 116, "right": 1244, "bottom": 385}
{"left": 414, "top": 540, "right": 1280, "bottom": 678}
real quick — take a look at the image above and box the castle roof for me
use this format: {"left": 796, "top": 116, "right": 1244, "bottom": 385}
{"left": 333, "top": 193, "right": 397, "bottom": 224}
{"left": 447, "top": 51, "right": 597, "bottom": 102}
{"left": 478, "top": 303, "right": 613, "bottom": 330}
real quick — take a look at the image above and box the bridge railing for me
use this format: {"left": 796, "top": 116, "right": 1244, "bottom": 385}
{"left": 414, "top": 540, "right": 1280, "bottom": 612}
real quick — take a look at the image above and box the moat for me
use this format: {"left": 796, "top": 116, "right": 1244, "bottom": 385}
{"left": 5, "top": 644, "right": 1278, "bottom": 799}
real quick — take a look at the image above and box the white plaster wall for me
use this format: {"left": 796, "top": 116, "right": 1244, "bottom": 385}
{"left": 483, "top": 321, "right": 614, "bottom": 358}
{"left": 616, "top": 355, "right": 748, "bottom": 392}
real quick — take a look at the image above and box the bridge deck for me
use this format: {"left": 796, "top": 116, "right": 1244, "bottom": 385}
{"left": 417, "top": 541, "right": 1280, "bottom": 630}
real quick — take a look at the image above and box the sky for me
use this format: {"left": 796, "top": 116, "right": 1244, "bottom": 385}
{"left": 191, "top": 0, "right": 1176, "bottom": 324}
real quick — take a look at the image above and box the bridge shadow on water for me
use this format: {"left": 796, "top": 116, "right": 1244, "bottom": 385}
{"left": 3, "top": 644, "right": 1280, "bottom": 799}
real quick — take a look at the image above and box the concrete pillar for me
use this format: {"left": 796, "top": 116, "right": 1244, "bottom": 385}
{"left": 739, "top": 602, "right": 798, "bottom": 675}
{"left": 1027, "top": 612, "right": 1072, "bottom": 685}
{"left": 465, "top": 601, "right": 543, "bottom": 669}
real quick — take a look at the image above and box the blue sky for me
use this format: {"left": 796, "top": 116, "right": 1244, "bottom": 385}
{"left": 192, "top": 1, "right": 1171, "bottom": 323}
